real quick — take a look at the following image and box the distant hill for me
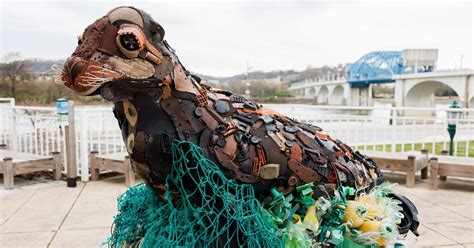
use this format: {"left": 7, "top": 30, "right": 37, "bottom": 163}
{"left": 195, "top": 70, "right": 299, "bottom": 84}
{"left": 196, "top": 63, "right": 349, "bottom": 84}
{"left": 24, "top": 59, "right": 349, "bottom": 84}
{"left": 27, "top": 59, "right": 64, "bottom": 74}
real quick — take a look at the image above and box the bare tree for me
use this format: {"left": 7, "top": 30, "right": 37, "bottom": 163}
{"left": 0, "top": 52, "right": 31, "bottom": 99}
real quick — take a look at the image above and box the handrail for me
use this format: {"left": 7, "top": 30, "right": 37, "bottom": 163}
{"left": 262, "top": 103, "right": 474, "bottom": 112}
{"left": 0, "top": 105, "right": 56, "bottom": 111}
{"left": 1, "top": 104, "right": 473, "bottom": 113}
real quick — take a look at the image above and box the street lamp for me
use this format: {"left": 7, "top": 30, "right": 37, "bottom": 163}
{"left": 446, "top": 101, "right": 461, "bottom": 156}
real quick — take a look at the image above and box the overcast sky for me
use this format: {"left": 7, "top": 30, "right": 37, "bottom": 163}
{"left": 0, "top": 0, "right": 472, "bottom": 76}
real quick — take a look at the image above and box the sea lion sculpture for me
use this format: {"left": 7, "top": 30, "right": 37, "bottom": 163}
{"left": 61, "top": 6, "right": 419, "bottom": 245}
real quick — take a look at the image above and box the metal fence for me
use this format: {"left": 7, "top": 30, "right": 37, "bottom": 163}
{"left": 1, "top": 101, "right": 473, "bottom": 181}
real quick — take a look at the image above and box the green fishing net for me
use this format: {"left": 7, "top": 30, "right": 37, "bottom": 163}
{"left": 107, "top": 141, "right": 408, "bottom": 247}
{"left": 107, "top": 140, "right": 283, "bottom": 248}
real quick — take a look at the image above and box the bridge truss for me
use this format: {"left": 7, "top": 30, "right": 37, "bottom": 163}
{"left": 347, "top": 51, "right": 404, "bottom": 86}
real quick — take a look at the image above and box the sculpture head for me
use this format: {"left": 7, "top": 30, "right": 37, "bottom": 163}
{"left": 61, "top": 6, "right": 181, "bottom": 97}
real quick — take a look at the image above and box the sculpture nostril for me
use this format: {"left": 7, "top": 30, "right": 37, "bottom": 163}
{"left": 65, "top": 57, "right": 86, "bottom": 83}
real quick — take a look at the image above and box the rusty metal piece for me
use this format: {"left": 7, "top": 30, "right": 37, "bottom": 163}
{"left": 161, "top": 98, "right": 195, "bottom": 135}
{"left": 144, "top": 52, "right": 162, "bottom": 65}
{"left": 315, "top": 131, "right": 328, "bottom": 141}
{"left": 145, "top": 41, "right": 165, "bottom": 63}
{"left": 267, "top": 131, "right": 285, "bottom": 151}
{"left": 214, "top": 100, "right": 231, "bottom": 114}
{"left": 161, "top": 84, "right": 171, "bottom": 99}
{"left": 252, "top": 145, "right": 266, "bottom": 176}
{"left": 63, "top": 58, "right": 124, "bottom": 96}
{"left": 223, "top": 135, "right": 238, "bottom": 157}
{"left": 173, "top": 64, "right": 198, "bottom": 94}
{"left": 259, "top": 164, "right": 280, "bottom": 179}
{"left": 252, "top": 149, "right": 262, "bottom": 176}
{"left": 126, "top": 133, "right": 134, "bottom": 153}
{"left": 288, "top": 176, "right": 298, "bottom": 186}
{"left": 123, "top": 100, "right": 138, "bottom": 126}
{"left": 116, "top": 24, "right": 146, "bottom": 58}
{"left": 288, "top": 159, "right": 320, "bottom": 183}
{"left": 214, "top": 147, "right": 257, "bottom": 183}
{"left": 108, "top": 6, "right": 144, "bottom": 28}
{"left": 295, "top": 130, "right": 319, "bottom": 150}
{"left": 195, "top": 87, "right": 209, "bottom": 107}
{"left": 290, "top": 141, "right": 303, "bottom": 162}
{"left": 107, "top": 56, "right": 155, "bottom": 79}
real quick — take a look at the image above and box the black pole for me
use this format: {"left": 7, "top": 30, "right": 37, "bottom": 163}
{"left": 449, "top": 137, "right": 454, "bottom": 156}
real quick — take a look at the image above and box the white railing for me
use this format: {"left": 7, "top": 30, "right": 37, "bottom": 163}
{"left": 1, "top": 103, "right": 473, "bottom": 182}
{"left": 266, "top": 104, "right": 474, "bottom": 157}
{"left": 289, "top": 77, "right": 347, "bottom": 89}
{"left": 0, "top": 104, "right": 125, "bottom": 180}
{"left": 0, "top": 105, "right": 62, "bottom": 156}
{"left": 75, "top": 106, "right": 125, "bottom": 181}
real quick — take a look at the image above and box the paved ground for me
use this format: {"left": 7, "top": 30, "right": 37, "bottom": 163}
{"left": 0, "top": 173, "right": 473, "bottom": 248}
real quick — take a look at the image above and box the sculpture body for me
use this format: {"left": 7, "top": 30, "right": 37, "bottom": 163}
{"left": 61, "top": 6, "right": 418, "bottom": 246}
{"left": 62, "top": 6, "right": 381, "bottom": 197}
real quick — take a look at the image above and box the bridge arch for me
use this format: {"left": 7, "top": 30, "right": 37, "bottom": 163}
{"left": 308, "top": 87, "right": 317, "bottom": 98}
{"left": 469, "top": 96, "right": 474, "bottom": 108}
{"left": 405, "top": 80, "right": 459, "bottom": 107}
{"left": 329, "top": 85, "right": 344, "bottom": 105}
{"left": 298, "top": 89, "right": 305, "bottom": 97}
{"left": 317, "top": 86, "right": 329, "bottom": 104}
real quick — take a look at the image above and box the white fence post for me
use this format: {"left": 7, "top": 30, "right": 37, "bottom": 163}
{"left": 10, "top": 109, "right": 18, "bottom": 151}
{"left": 65, "top": 100, "right": 77, "bottom": 187}
{"left": 80, "top": 108, "right": 89, "bottom": 182}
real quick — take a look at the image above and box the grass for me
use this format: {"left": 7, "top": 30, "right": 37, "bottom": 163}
{"left": 356, "top": 140, "right": 474, "bottom": 158}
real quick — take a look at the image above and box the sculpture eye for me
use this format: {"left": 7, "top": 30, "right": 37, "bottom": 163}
{"left": 119, "top": 34, "right": 139, "bottom": 51}
{"left": 116, "top": 24, "right": 146, "bottom": 58}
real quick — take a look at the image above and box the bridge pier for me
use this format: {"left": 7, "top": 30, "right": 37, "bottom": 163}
{"left": 349, "top": 85, "right": 372, "bottom": 106}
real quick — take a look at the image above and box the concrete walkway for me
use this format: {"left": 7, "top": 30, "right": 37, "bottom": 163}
{"left": 0, "top": 174, "right": 473, "bottom": 248}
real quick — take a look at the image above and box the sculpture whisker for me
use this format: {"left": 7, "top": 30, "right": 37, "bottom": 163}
{"left": 51, "top": 64, "right": 67, "bottom": 85}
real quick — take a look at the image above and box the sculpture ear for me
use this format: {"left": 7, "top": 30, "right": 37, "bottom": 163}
{"left": 149, "top": 20, "right": 165, "bottom": 42}
{"left": 108, "top": 6, "right": 144, "bottom": 28}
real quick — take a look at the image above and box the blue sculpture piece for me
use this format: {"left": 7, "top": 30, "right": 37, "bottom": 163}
{"left": 347, "top": 51, "right": 404, "bottom": 86}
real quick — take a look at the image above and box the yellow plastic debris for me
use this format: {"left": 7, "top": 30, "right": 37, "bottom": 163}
{"left": 303, "top": 204, "right": 319, "bottom": 232}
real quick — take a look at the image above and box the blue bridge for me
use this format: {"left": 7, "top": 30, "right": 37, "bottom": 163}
{"left": 347, "top": 50, "right": 435, "bottom": 86}
{"left": 289, "top": 49, "right": 474, "bottom": 107}
{"left": 347, "top": 51, "right": 404, "bottom": 86}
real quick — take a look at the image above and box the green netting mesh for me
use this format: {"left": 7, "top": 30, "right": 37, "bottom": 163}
{"left": 106, "top": 141, "right": 408, "bottom": 247}
{"left": 107, "top": 140, "right": 283, "bottom": 248}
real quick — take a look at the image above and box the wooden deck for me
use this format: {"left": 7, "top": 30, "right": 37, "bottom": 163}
{"left": 0, "top": 150, "right": 61, "bottom": 189}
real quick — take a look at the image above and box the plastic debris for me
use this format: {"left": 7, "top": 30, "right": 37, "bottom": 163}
{"left": 303, "top": 203, "right": 319, "bottom": 233}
